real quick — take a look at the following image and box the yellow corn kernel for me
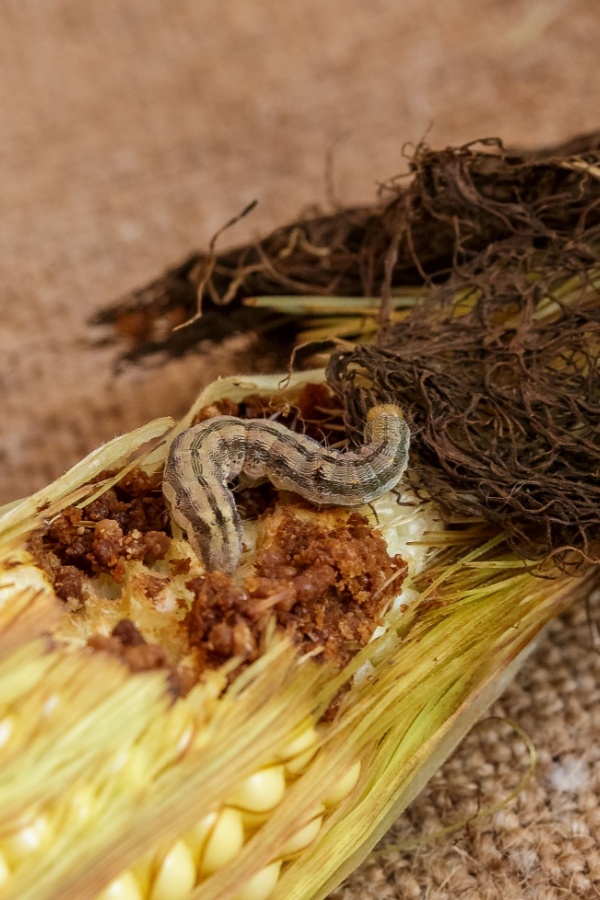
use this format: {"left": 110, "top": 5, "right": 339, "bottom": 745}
{"left": 65, "top": 784, "right": 97, "bottom": 828}
{"left": 0, "top": 851, "right": 10, "bottom": 888}
{"left": 198, "top": 807, "right": 245, "bottom": 876}
{"left": 233, "top": 861, "right": 282, "bottom": 900}
{"left": 109, "top": 747, "right": 132, "bottom": 774}
{"left": 175, "top": 723, "right": 194, "bottom": 755}
{"left": 278, "top": 726, "right": 319, "bottom": 776}
{"left": 322, "top": 760, "right": 361, "bottom": 807}
{"left": 96, "top": 871, "right": 143, "bottom": 900}
{"left": 184, "top": 810, "right": 218, "bottom": 865}
{"left": 42, "top": 692, "right": 60, "bottom": 717}
{"left": 130, "top": 850, "right": 157, "bottom": 897}
{"left": 3, "top": 814, "right": 50, "bottom": 864}
{"left": 228, "top": 766, "right": 286, "bottom": 812}
{"left": 149, "top": 840, "right": 196, "bottom": 900}
{"left": 0, "top": 715, "right": 14, "bottom": 751}
{"left": 109, "top": 745, "right": 151, "bottom": 789}
{"left": 279, "top": 808, "right": 324, "bottom": 856}
{"left": 238, "top": 809, "right": 276, "bottom": 831}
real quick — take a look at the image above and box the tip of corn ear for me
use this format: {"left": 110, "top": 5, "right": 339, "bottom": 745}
{"left": 0, "top": 371, "right": 593, "bottom": 900}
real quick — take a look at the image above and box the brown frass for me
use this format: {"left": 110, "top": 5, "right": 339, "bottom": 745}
{"left": 185, "top": 510, "right": 407, "bottom": 672}
{"left": 27, "top": 469, "right": 171, "bottom": 603}
{"left": 88, "top": 619, "right": 168, "bottom": 674}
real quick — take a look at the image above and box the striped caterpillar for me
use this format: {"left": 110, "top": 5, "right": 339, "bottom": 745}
{"left": 162, "top": 404, "right": 410, "bottom": 574}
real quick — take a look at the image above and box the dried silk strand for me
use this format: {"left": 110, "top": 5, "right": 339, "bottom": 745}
{"left": 162, "top": 405, "right": 410, "bottom": 574}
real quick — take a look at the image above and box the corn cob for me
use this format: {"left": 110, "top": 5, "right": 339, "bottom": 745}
{"left": 0, "top": 370, "right": 593, "bottom": 900}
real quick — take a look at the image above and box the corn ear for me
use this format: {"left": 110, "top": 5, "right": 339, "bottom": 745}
{"left": 0, "top": 371, "right": 593, "bottom": 900}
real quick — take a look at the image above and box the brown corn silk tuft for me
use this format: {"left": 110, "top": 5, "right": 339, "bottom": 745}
{"left": 327, "top": 143, "right": 600, "bottom": 570}
{"left": 326, "top": 252, "right": 600, "bottom": 569}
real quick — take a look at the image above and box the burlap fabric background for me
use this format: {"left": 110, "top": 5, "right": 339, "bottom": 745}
{"left": 2, "top": 3, "right": 600, "bottom": 897}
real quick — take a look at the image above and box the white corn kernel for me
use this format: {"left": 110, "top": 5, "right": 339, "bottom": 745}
{"left": 199, "top": 807, "right": 245, "bottom": 876}
{"left": 277, "top": 726, "right": 318, "bottom": 760}
{"left": 3, "top": 814, "right": 49, "bottom": 864}
{"left": 279, "top": 809, "right": 324, "bottom": 856}
{"left": 233, "top": 861, "right": 282, "bottom": 900}
{"left": 150, "top": 840, "right": 196, "bottom": 900}
{"left": 322, "top": 761, "right": 361, "bottom": 807}
{"left": 95, "top": 871, "right": 143, "bottom": 900}
{"left": 228, "top": 766, "right": 286, "bottom": 812}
